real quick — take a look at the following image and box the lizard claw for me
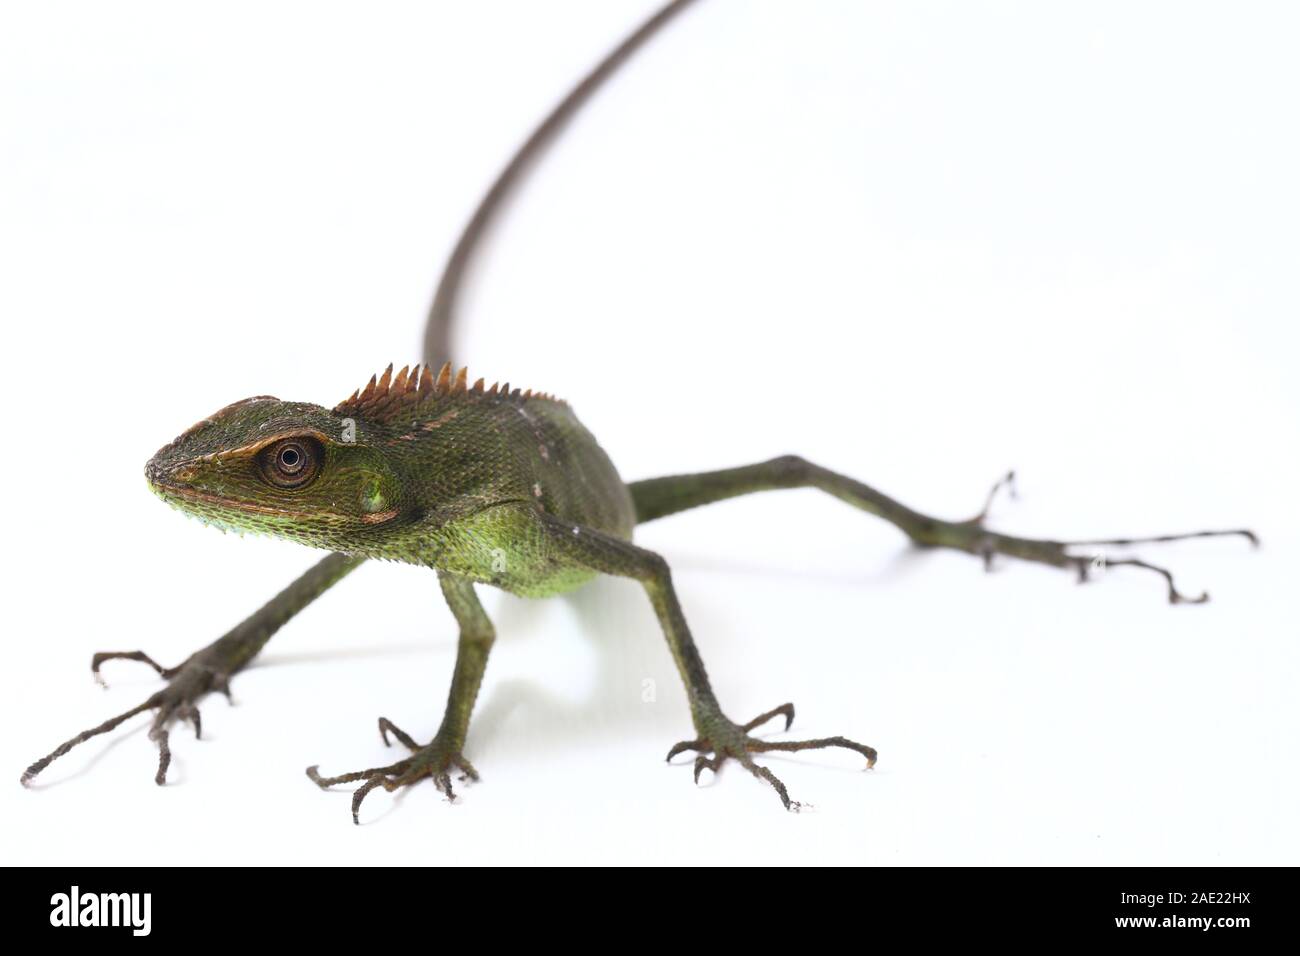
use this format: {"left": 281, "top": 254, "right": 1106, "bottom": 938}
{"left": 308, "top": 723, "right": 479, "bottom": 824}
{"left": 377, "top": 717, "right": 420, "bottom": 752}
{"left": 91, "top": 650, "right": 180, "bottom": 689}
{"left": 665, "top": 702, "right": 796, "bottom": 762}
{"left": 666, "top": 702, "right": 876, "bottom": 811}
{"left": 21, "top": 644, "right": 238, "bottom": 788}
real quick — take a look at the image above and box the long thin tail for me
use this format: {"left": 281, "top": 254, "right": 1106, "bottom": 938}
{"left": 422, "top": 0, "right": 701, "bottom": 368}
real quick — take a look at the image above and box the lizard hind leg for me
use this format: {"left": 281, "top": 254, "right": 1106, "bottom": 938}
{"left": 628, "top": 457, "right": 1256, "bottom": 604}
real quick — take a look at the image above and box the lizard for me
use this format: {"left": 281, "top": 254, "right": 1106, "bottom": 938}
{"left": 21, "top": 0, "right": 1256, "bottom": 823}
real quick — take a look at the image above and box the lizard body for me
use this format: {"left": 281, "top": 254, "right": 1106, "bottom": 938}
{"left": 22, "top": 1, "right": 1255, "bottom": 820}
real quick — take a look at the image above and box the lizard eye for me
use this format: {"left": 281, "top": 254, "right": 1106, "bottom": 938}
{"left": 258, "top": 437, "right": 324, "bottom": 489}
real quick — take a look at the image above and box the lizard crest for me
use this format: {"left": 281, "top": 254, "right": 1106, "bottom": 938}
{"left": 335, "top": 362, "right": 563, "bottom": 425}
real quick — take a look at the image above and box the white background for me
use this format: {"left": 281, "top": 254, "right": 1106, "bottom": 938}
{"left": 1, "top": 0, "right": 1296, "bottom": 866}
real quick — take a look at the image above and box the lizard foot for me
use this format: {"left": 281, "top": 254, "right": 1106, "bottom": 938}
{"left": 306, "top": 718, "right": 479, "bottom": 824}
{"left": 949, "top": 469, "right": 1258, "bottom": 600}
{"left": 20, "top": 645, "right": 235, "bottom": 787}
{"left": 665, "top": 702, "right": 876, "bottom": 811}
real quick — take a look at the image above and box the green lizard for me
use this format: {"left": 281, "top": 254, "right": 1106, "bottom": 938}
{"left": 21, "top": 0, "right": 1255, "bottom": 822}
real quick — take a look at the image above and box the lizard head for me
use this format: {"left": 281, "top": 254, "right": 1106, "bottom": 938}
{"left": 145, "top": 394, "right": 406, "bottom": 550}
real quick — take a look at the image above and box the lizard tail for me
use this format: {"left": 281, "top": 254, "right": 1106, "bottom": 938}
{"left": 422, "top": 0, "right": 701, "bottom": 368}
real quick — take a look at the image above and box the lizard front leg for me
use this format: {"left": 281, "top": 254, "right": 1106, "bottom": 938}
{"left": 21, "top": 552, "right": 364, "bottom": 786}
{"left": 307, "top": 572, "right": 493, "bottom": 824}
{"left": 525, "top": 507, "right": 872, "bottom": 811}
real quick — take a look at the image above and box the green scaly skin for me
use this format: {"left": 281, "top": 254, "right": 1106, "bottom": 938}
{"left": 20, "top": 0, "right": 1255, "bottom": 821}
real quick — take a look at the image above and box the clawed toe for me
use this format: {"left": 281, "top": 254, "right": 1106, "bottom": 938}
{"left": 91, "top": 650, "right": 182, "bottom": 689}
{"left": 742, "top": 702, "right": 795, "bottom": 733}
{"left": 308, "top": 723, "right": 478, "bottom": 824}
{"left": 665, "top": 738, "right": 703, "bottom": 761}
{"left": 378, "top": 717, "right": 420, "bottom": 752}
{"left": 749, "top": 734, "right": 878, "bottom": 769}
{"left": 666, "top": 702, "right": 797, "bottom": 763}
{"left": 667, "top": 702, "right": 876, "bottom": 811}
{"left": 20, "top": 645, "right": 239, "bottom": 789}
{"left": 692, "top": 752, "right": 724, "bottom": 783}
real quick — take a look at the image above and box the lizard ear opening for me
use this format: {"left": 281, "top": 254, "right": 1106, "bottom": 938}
{"left": 257, "top": 436, "right": 324, "bottom": 490}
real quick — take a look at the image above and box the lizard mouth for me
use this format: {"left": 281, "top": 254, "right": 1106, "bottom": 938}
{"left": 151, "top": 479, "right": 399, "bottom": 530}
{"left": 149, "top": 478, "right": 324, "bottom": 522}
{"left": 145, "top": 455, "right": 400, "bottom": 527}
{"left": 145, "top": 455, "right": 326, "bottom": 522}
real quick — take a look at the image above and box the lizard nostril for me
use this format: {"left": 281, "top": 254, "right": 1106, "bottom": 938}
{"left": 145, "top": 455, "right": 196, "bottom": 487}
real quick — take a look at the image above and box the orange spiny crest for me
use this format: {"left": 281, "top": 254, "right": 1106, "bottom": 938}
{"left": 333, "top": 363, "right": 564, "bottom": 423}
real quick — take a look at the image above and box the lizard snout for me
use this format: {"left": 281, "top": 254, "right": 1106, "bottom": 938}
{"left": 144, "top": 452, "right": 197, "bottom": 489}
